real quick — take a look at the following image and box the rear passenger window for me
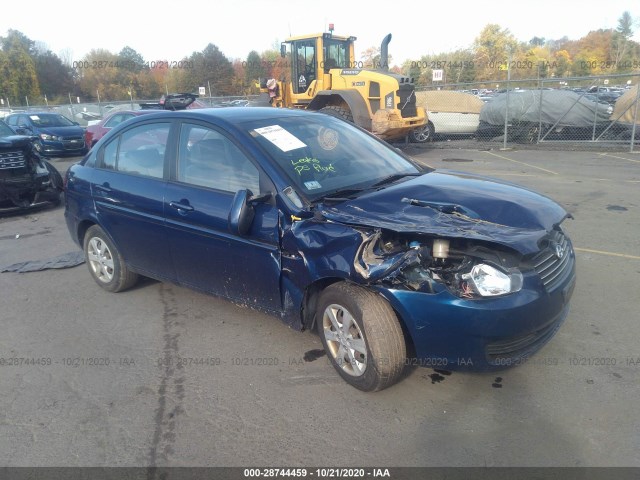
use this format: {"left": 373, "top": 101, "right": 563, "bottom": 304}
{"left": 99, "top": 122, "right": 170, "bottom": 178}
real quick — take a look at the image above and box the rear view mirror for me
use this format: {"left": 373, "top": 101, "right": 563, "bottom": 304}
{"left": 228, "top": 190, "right": 272, "bottom": 236}
{"left": 228, "top": 189, "right": 254, "bottom": 236}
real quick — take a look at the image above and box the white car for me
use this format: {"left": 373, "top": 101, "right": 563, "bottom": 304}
{"left": 411, "top": 91, "right": 483, "bottom": 142}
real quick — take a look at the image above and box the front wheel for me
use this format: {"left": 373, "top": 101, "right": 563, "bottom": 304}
{"left": 409, "top": 121, "right": 435, "bottom": 143}
{"left": 83, "top": 225, "right": 138, "bottom": 293}
{"left": 317, "top": 282, "right": 406, "bottom": 391}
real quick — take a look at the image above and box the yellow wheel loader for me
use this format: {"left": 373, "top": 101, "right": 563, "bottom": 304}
{"left": 260, "top": 30, "right": 428, "bottom": 142}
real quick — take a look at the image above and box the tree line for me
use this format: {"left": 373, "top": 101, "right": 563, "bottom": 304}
{"left": 0, "top": 11, "right": 637, "bottom": 106}
{"left": 404, "top": 12, "right": 638, "bottom": 86}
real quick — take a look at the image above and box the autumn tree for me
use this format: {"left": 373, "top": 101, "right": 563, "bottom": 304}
{"left": 473, "top": 24, "right": 519, "bottom": 81}
{"left": 261, "top": 48, "right": 290, "bottom": 82}
{"left": 360, "top": 46, "right": 392, "bottom": 69}
{"left": 612, "top": 11, "right": 634, "bottom": 71}
{"left": 34, "top": 50, "right": 74, "bottom": 102}
{"left": 245, "top": 50, "right": 266, "bottom": 84}
{"left": 183, "top": 44, "right": 235, "bottom": 96}
{"left": 78, "top": 49, "right": 127, "bottom": 100}
{"left": 554, "top": 50, "right": 572, "bottom": 78}
{"left": 0, "top": 30, "right": 41, "bottom": 104}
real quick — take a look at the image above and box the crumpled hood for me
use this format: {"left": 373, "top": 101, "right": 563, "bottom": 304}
{"left": 318, "top": 170, "right": 569, "bottom": 255}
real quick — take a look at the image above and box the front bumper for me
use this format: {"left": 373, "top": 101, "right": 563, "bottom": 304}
{"left": 372, "top": 108, "right": 427, "bottom": 140}
{"left": 0, "top": 176, "right": 60, "bottom": 213}
{"left": 38, "top": 140, "right": 87, "bottom": 157}
{"left": 376, "top": 255, "right": 576, "bottom": 371}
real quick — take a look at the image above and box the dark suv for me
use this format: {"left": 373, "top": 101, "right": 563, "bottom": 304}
{"left": 0, "top": 120, "right": 63, "bottom": 214}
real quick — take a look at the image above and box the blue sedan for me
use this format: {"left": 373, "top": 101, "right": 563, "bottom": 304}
{"left": 5, "top": 112, "right": 87, "bottom": 157}
{"left": 64, "top": 107, "right": 575, "bottom": 391}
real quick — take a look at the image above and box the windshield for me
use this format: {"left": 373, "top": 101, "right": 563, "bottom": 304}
{"left": 242, "top": 114, "right": 423, "bottom": 201}
{"left": 28, "top": 114, "right": 75, "bottom": 127}
{"left": 0, "top": 120, "right": 15, "bottom": 137}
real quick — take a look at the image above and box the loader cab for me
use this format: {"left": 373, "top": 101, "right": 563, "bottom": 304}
{"left": 291, "top": 39, "right": 316, "bottom": 94}
{"left": 284, "top": 33, "right": 356, "bottom": 99}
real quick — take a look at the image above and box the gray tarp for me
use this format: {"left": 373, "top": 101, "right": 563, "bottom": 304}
{"left": 1, "top": 251, "right": 85, "bottom": 273}
{"left": 480, "top": 90, "right": 612, "bottom": 126}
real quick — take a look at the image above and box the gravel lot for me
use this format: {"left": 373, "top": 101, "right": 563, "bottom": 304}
{"left": 0, "top": 146, "right": 638, "bottom": 468}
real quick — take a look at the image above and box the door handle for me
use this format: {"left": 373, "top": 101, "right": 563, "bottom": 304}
{"left": 169, "top": 201, "right": 194, "bottom": 212}
{"left": 94, "top": 183, "right": 112, "bottom": 193}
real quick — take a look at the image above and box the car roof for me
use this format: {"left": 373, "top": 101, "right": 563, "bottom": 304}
{"left": 104, "top": 109, "right": 163, "bottom": 118}
{"left": 131, "top": 107, "right": 316, "bottom": 125}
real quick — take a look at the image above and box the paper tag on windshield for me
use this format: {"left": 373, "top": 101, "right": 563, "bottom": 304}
{"left": 254, "top": 125, "right": 306, "bottom": 152}
{"left": 29, "top": 115, "right": 40, "bottom": 121}
{"left": 304, "top": 181, "right": 322, "bottom": 190}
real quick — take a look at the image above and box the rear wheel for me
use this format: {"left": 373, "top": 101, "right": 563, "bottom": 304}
{"left": 83, "top": 225, "right": 138, "bottom": 293}
{"left": 410, "top": 121, "right": 434, "bottom": 143}
{"left": 317, "top": 282, "right": 406, "bottom": 391}
{"left": 517, "top": 123, "right": 540, "bottom": 144}
{"left": 319, "top": 105, "right": 354, "bottom": 123}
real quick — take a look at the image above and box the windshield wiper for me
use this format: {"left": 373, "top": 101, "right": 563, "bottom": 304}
{"left": 318, "top": 188, "right": 368, "bottom": 203}
{"left": 370, "top": 172, "right": 421, "bottom": 188}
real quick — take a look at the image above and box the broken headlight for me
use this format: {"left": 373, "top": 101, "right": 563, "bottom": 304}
{"left": 460, "top": 263, "right": 522, "bottom": 297}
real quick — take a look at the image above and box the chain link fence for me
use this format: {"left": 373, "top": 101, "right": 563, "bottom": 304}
{"left": 415, "top": 73, "right": 640, "bottom": 152}
{"left": 0, "top": 95, "right": 258, "bottom": 126}
{"left": 3, "top": 74, "right": 640, "bottom": 152}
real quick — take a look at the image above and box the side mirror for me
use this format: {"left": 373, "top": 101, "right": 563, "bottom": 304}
{"left": 228, "top": 190, "right": 272, "bottom": 236}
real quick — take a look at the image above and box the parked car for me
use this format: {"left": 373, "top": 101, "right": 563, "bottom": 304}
{"left": 0, "top": 120, "right": 63, "bottom": 213}
{"left": 138, "top": 93, "right": 199, "bottom": 110}
{"left": 412, "top": 91, "right": 484, "bottom": 141}
{"left": 64, "top": 108, "right": 575, "bottom": 391}
{"left": 477, "top": 89, "right": 613, "bottom": 142}
{"left": 4, "top": 112, "right": 87, "bottom": 157}
{"left": 84, "top": 110, "right": 163, "bottom": 148}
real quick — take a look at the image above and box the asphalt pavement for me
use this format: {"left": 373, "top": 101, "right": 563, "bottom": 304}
{"left": 0, "top": 148, "right": 638, "bottom": 468}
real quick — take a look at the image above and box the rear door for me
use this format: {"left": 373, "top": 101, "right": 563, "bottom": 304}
{"left": 91, "top": 120, "right": 175, "bottom": 280}
{"left": 164, "top": 121, "right": 282, "bottom": 311}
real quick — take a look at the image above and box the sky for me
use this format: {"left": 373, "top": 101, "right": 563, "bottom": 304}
{"left": 1, "top": 0, "right": 638, "bottom": 66}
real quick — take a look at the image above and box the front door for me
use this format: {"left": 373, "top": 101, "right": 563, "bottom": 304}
{"left": 164, "top": 122, "right": 282, "bottom": 311}
{"left": 292, "top": 40, "right": 316, "bottom": 95}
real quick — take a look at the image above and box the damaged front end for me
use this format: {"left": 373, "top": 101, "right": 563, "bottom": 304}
{"left": 355, "top": 229, "right": 524, "bottom": 299}
{"left": 282, "top": 209, "right": 574, "bottom": 370}
{"left": 0, "top": 136, "right": 63, "bottom": 214}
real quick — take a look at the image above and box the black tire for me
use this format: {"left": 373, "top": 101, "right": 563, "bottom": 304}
{"left": 409, "top": 121, "right": 434, "bottom": 143}
{"left": 319, "top": 105, "right": 354, "bottom": 123}
{"left": 83, "top": 225, "right": 138, "bottom": 293}
{"left": 317, "top": 282, "right": 406, "bottom": 391}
